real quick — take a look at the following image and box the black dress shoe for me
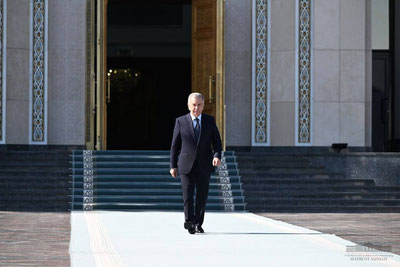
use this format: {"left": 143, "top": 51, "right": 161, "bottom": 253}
{"left": 188, "top": 227, "right": 196, "bottom": 234}
{"left": 195, "top": 225, "right": 204, "bottom": 233}
{"left": 184, "top": 221, "right": 193, "bottom": 230}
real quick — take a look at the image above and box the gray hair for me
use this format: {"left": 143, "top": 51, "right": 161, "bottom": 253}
{"left": 187, "top": 92, "right": 205, "bottom": 103}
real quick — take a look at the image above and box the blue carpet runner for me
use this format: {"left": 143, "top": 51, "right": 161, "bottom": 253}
{"left": 71, "top": 150, "right": 246, "bottom": 211}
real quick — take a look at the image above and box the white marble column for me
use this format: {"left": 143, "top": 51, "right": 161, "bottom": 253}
{"left": 269, "top": 0, "right": 296, "bottom": 146}
{"left": 313, "top": 0, "right": 371, "bottom": 147}
{"left": 225, "top": 0, "right": 252, "bottom": 147}
{"left": 6, "top": 0, "right": 30, "bottom": 144}
{"left": 47, "top": 0, "right": 86, "bottom": 145}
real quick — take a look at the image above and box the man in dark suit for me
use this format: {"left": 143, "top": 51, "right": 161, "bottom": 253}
{"left": 170, "top": 92, "right": 222, "bottom": 234}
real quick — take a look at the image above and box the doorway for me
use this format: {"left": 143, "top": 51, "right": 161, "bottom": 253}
{"left": 371, "top": 0, "right": 400, "bottom": 151}
{"left": 106, "top": 0, "right": 192, "bottom": 149}
{"left": 89, "top": 0, "right": 225, "bottom": 150}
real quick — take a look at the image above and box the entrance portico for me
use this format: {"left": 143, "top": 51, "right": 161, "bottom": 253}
{"left": 0, "top": 0, "right": 398, "bottom": 152}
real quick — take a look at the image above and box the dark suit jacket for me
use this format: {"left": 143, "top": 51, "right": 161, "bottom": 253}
{"left": 170, "top": 113, "right": 222, "bottom": 175}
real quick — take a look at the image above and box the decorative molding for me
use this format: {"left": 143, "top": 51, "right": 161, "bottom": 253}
{"left": 252, "top": 0, "right": 270, "bottom": 146}
{"left": 29, "top": 0, "right": 48, "bottom": 144}
{"left": 295, "top": 0, "right": 313, "bottom": 145}
{"left": 83, "top": 150, "right": 94, "bottom": 211}
{"left": 0, "top": 0, "right": 6, "bottom": 144}
{"left": 218, "top": 156, "right": 235, "bottom": 211}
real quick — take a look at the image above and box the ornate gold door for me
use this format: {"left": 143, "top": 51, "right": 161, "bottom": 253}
{"left": 192, "top": 0, "right": 225, "bottom": 147}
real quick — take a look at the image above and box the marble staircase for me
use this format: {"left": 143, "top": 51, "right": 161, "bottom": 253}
{"left": 237, "top": 152, "right": 400, "bottom": 212}
{"left": 71, "top": 150, "right": 246, "bottom": 211}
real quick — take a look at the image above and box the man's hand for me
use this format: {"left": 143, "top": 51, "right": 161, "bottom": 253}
{"left": 170, "top": 168, "right": 178, "bottom": 178}
{"left": 212, "top": 157, "right": 221, "bottom": 167}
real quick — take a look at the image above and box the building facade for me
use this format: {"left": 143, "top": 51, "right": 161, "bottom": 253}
{"left": 0, "top": 0, "right": 398, "bottom": 151}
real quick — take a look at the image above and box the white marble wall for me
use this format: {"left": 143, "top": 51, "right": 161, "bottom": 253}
{"left": 3, "top": 0, "right": 372, "bottom": 148}
{"left": 226, "top": 0, "right": 372, "bottom": 147}
{"left": 4, "top": 0, "right": 86, "bottom": 146}
{"left": 225, "top": 0, "right": 252, "bottom": 146}
{"left": 47, "top": 0, "right": 86, "bottom": 145}
{"left": 313, "top": 0, "right": 371, "bottom": 146}
{"left": 6, "top": 0, "right": 30, "bottom": 144}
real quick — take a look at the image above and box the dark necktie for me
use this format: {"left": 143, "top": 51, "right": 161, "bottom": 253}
{"left": 194, "top": 118, "right": 200, "bottom": 142}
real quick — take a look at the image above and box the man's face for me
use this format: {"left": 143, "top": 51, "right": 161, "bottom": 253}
{"left": 188, "top": 96, "right": 204, "bottom": 117}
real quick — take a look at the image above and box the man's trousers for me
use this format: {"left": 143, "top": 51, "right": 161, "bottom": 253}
{"left": 179, "top": 161, "right": 211, "bottom": 227}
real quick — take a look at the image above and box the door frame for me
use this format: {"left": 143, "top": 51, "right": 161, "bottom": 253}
{"left": 215, "top": 0, "right": 226, "bottom": 150}
{"left": 86, "top": 0, "right": 226, "bottom": 150}
{"left": 96, "top": 0, "right": 107, "bottom": 150}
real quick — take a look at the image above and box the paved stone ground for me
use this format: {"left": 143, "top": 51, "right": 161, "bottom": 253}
{"left": 0, "top": 212, "right": 71, "bottom": 267}
{"left": 259, "top": 213, "right": 400, "bottom": 255}
{"left": 0, "top": 211, "right": 399, "bottom": 266}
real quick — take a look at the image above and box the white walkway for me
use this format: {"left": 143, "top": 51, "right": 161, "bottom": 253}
{"left": 70, "top": 211, "right": 400, "bottom": 267}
